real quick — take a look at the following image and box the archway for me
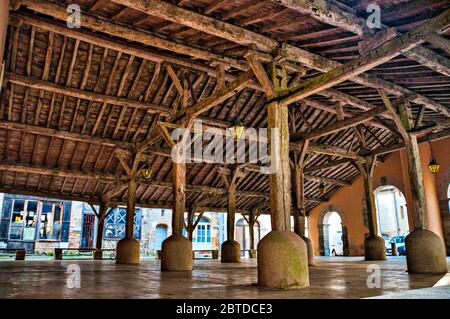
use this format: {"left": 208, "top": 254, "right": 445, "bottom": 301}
{"left": 318, "top": 206, "right": 349, "bottom": 256}
{"left": 155, "top": 224, "right": 168, "bottom": 250}
{"left": 374, "top": 185, "right": 409, "bottom": 240}
{"left": 324, "top": 212, "right": 343, "bottom": 256}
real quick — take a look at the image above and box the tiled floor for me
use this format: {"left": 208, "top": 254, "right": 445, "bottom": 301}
{"left": 0, "top": 256, "right": 449, "bottom": 299}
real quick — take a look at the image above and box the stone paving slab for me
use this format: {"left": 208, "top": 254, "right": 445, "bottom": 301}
{"left": 0, "top": 256, "right": 448, "bottom": 299}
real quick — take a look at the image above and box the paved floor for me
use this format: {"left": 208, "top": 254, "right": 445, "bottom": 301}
{"left": 0, "top": 256, "right": 449, "bottom": 299}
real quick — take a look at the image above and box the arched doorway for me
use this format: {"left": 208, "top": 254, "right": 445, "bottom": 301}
{"left": 374, "top": 185, "right": 409, "bottom": 239}
{"left": 318, "top": 206, "right": 349, "bottom": 256}
{"left": 155, "top": 224, "right": 168, "bottom": 250}
{"left": 324, "top": 212, "right": 343, "bottom": 256}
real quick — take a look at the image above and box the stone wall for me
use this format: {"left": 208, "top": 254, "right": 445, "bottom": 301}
{"left": 68, "top": 201, "right": 84, "bottom": 249}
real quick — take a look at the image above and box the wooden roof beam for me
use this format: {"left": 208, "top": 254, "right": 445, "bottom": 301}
{"left": 183, "top": 71, "right": 254, "bottom": 117}
{"left": 291, "top": 105, "right": 387, "bottom": 141}
{"left": 271, "top": 0, "right": 450, "bottom": 77}
{"left": 5, "top": 72, "right": 173, "bottom": 116}
{"left": 276, "top": 10, "right": 450, "bottom": 105}
{"left": 16, "top": 1, "right": 246, "bottom": 71}
{"left": 0, "top": 161, "right": 267, "bottom": 198}
{"left": 17, "top": 2, "right": 449, "bottom": 116}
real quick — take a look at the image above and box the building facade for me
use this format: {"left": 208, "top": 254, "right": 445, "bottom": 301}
{"left": 0, "top": 193, "right": 270, "bottom": 256}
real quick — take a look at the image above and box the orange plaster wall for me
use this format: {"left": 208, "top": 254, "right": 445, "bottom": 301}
{"left": 308, "top": 136, "right": 450, "bottom": 256}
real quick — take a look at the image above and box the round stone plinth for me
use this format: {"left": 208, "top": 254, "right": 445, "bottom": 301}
{"left": 257, "top": 230, "right": 309, "bottom": 289}
{"left": 364, "top": 234, "right": 386, "bottom": 261}
{"left": 221, "top": 240, "right": 241, "bottom": 263}
{"left": 406, "top": 229, "right": 447, "bottom": 274}
{"left": 116, "top": 237, "right": 140, "bottom": 265}
{"left": 161, "top": 234, "right": 192, "bottom": 271}
{"left": 301, "top": 236, "right": 315, "bottom": 266}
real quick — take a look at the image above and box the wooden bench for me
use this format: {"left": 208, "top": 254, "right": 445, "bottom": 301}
{"left": 156, "top": 249, "right": 219, "bottom": 260}
{"left": 54, "top": 248, "right": 115, "bottom": 260}
{"left": 0, "top": 248, "right": 26, "bottom": 260}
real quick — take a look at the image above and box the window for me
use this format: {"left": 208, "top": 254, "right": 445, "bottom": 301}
{"left": 192, "top": 217, "right": 211, "bottom": 243}
{"left": 39, "top": 202, "right": 64, "bottom": 240}
{"left": 9, "top": 200, "right": 39, "bottom": 241}
{"left": 104, "top": 207, "right": 142, "bottom": 240}
{"left": 8, "top": 199, "right": 62, "bottom": 241}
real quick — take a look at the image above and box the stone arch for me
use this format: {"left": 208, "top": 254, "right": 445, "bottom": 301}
{"left": 317, "top": 205, "right": 349, "bottom": 256}
{"left": 373, "top": 185, "right": 409, "bottom": 239}
{"left": 373, "top": 175, "right": 406, "bottom": 198}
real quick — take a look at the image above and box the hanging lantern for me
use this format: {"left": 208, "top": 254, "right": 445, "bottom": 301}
{"left": 230, "top": 119, "right": 245, "bottom": 140}
{"left": 319, "top": 182, "right": 327, "bottom": 195}
{"left": 142, "top": 162, "right": 152, "bottom": 179}
{"left": 428, "top": 142, "right": 440, "bottom": 174}
{"left": 428, "top": 158, "right": 440, "bottom": 174}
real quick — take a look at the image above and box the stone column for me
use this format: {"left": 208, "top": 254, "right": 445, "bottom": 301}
{"left": 161, "top": 162, "right": 192, "bottom": 271}
{"left": 116, "top": 177, "right": 140, "bottom": 264}
{"left": 221, "top": 185, "right": 241, "bottom": 262}
{"left": 257, "top": 101, "right": 309, "bottom": 289}
{"left": 93, "top": 202, "right": 108, "bottom": 260}
{"left": 397, "top": 101, "right": 447, "bottom": 273}
{"left": 360, "top": 158, "right": 386, "bottom": 260}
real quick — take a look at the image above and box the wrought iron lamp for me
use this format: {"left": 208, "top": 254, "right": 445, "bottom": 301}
{"left": 428, "top": 142, "right": 440, "bottom": 174}
{"left": 142, "top": 162, "right": 153, "bottom": 179}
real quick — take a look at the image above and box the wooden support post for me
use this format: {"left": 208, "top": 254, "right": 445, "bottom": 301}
{"left": 0, "top": 1, "right": 9, "bottom": 63}
{"left": 172, "top": 162, "right": 186, "bottom": 235}
{"left": 267, "top": 100, "right": 291, "bottom": 231}
{"left": 221, "top": 166, "right": 241, "bottom": 262}
{"left": 398, "top": 100, "right": 428, "bottom": 230}
{"left": 186, "top": 209, "right": 194, "bottom": 241}
{"left": 393, "top": 98, "right": 447, "bottom": 273}
{"left": 357, "top": 156, "right": 386, "bottom": 261}
{"left": 247, "top": 209, "right": 259, "bottom": 258}
{"left": 257, "top": 63, "right": 309, "bottom": 288}
{"left": 161, "top": 146, "right": 192, "bottom": 271}
{"left": 125, "top": 177, "right": 137, "bottom": 239}
{"left": 116, "top": 154, "right": 140, "bottom": 264}
{"left": 291, "top": 141, "right": 314, "bottom": 265}
{"left": 358, "top": 157, "right": 378, "bottom": 237}
{"left": 94, "top": 202, "right": 108, "bottom": 260}
{"left": 227, "top": 186, "right": 236, "bottom": 241}
{"left": 0, "top": 0, "right": 9, "bottom": 96}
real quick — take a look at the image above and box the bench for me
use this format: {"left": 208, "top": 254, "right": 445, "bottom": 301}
{"left": 0, "top": 248, "right": 26, "bottom": 260}
{"left": 54, "top": 248, "right": 116, "bottom": 260}
{"left": 156, "top": 249, "right": 219, "bottom": 260}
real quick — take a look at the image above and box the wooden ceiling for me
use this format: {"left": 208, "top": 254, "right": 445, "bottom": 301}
{"left": 0, "top": 0, "right": 449, "bottom": 214}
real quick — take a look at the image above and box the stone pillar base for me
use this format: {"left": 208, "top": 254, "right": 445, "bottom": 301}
{"left": 116, "top": 237, "right": 140, "bottom": 265}
{"left": 161, "top": 234, "right": 192, "bottom": 271}
{"left": 364, "top": 234, "right": 386, "bottom": 261}
{"left": 406, "top": 229, "right": 447, "bottom": 274}
{"left": 257, "top": 230, "right": 309, "bottom": 289}
{"left": 93, "top": 250, "right": 103, "bottom": 260}
{"left": 221, "top": 240, "right": 241, "bottom": 263}
{"left": 301, "top": 236, "right": 315, "bottom": 266}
